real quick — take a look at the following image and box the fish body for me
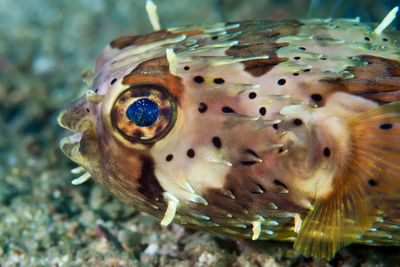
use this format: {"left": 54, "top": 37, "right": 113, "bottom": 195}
{"left": 58, "top": 18, "right": 400, "bottom": 259}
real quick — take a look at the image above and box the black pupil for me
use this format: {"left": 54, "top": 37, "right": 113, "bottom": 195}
{"left": 126, "top": 98, "right": 159, "bottom": 127}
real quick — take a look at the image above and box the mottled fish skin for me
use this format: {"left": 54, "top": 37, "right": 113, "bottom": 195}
{"left": 58, "top": 18, "right": 400, "bottom": 259}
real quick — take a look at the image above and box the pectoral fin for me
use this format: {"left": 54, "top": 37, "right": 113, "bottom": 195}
{"left": 294, "top": 102, "right": 400, "bottom": 259}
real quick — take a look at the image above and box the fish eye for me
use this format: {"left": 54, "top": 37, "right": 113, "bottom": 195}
{"left": 111, "top": 84, "right": 176, "bottom": 143}
{"left": 126, "top": 98, "right": 159, "bottom": 127}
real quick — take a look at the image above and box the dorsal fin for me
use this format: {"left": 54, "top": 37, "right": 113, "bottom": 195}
{"left": 294, "top": 102, "right": 400, "bottom": 259}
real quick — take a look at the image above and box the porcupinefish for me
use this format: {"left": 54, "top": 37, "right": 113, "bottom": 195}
{"left": 58, "top": 5, "right": 400, "bottom": 259}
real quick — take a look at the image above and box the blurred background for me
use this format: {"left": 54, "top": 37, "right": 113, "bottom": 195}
{"left": 0, "top": 0, "right": 399, "bottom": 265}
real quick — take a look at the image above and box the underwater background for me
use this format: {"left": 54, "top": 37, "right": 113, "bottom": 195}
{"left": 1, "top": 0, "right": 400, "bottom": 266}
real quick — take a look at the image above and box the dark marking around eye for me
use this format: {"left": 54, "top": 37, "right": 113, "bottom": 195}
{"left": 198, "top": 103, "right": 208, "bottom": 113}
{"left": 293, "top": 118, "right": 302, "bottom": 126}
{"left": 379, "top": 123, "right": 392, "bottom": 130}
{"left": 294, "top": 56, "right": 301, "bottom": 60}
{"left": 137, "top": 155, "right": 164, "bottom": 199}
{"left": 364, "top": 36, "right": 370, "bottom": 41}
{"left": 184, "top": 66, "right": 190, "bottom": 70}
{"left": 311, "top": 94, "right": 323, "bottom": 102}
{"left": 277, "top": 79, "right": 286, "bottom": 85}
{"left": 213, "top": 78, "right": 225, "bottom": 84}
{"left": 274, "top": 179, "right": 288, "bottom": 189}
{"left": 212, "top": 136, "right": 222, "bottom": 149}
{"left": 368, "top": 179, "right": 377, "bottom": 186}
{"left": 259, "top": 107, "right": 266, "bottom": 116}
{"left": 187, "top": 149, "right": 195, "bottom": 158}
{"left": 166, "top": 154, "right": 173, "bottom": 161}
{"left": 111, "top": 78, "right": 117, "bottom": 85}
{"left": 248, "top": 92, "right": 257, "bottom": 99}
{"left": 323, "top": 147, "right": 331, "bottom": 157}
{"left": 222, "top": 106, "right": 235, "bottom": 113}
{"left": 194, "top": 76, "right": 204, "bottom": 83}
{"left": 272, "top": 123, "right": 278, "bottom": 130}
{"left": 159, "top": 107, "right": 172, "bottom": 117}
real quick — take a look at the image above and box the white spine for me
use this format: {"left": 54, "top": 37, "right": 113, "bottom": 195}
{"left": 374, "top": 6, "right": 399, "bottom": 35}
{"left": 146, "top": 0, "right": 161, "bottom": 31}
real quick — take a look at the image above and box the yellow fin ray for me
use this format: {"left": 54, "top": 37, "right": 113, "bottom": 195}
{"left": 294, "top": 102, "right": 400, "bottom": 259}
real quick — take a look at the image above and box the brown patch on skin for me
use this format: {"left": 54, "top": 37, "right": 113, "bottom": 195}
{"left": 244, "top": 57, "right": 289, "bottom": 77}
{"left": 122, "top": 57, "right": 185, "bottom": 102}
{"left": 110, "top": 29, "right": 204, "bottom": 49}
{"left": 225, "top": 43, "right": 289, "bottom": 77}
{"left": 225, "top": 20, "right": 303, "bottom": 77}
{"left": 201, "top": 168, "right": 308, "bottom": 223}
{"left": 322, "top": 55, "right": 400, "bottom": 103}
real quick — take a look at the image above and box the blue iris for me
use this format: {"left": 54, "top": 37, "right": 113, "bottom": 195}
{"left": 126, "top": 98, "right": 159, "bottom": 127}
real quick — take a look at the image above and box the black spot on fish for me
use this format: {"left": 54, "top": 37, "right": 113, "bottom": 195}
{"left": 250, "top": 183, "right": 265, "bottom": 194}
{"left": 277, "top": 79, "right": 286, "bottom": 85}
{"left": 323, "top": 147, "right": 331, "bottom": 157}
{"left": 166, "top": 154, "right": 173, "bottom": 161}
{"left": 259, "top": 107, "right": 266, "bottom": 116}
{"left": 187, "top": 149, "right": 195, "bottom": 158}
{"left": 213, "top": 78, "right": 225, "bottom": 84}
{"left": 241, "top": 161, "right": 257, "bottom": 166}
{"left": 368, "top": 179, "right": 378, "bottom": 186}
{"left": 379, "top": 123, "right": 392, "bottom": 130}
{"left": 274, "top": 179, "right": 288, "bottom": 189}
{"left": 293, "top": 118, "right": 302, "bottom": 126}
{"left": 194, "top": 76, "right": 204, "bottom": 83}
{"left": 246, "top": 149, "right": 260, "bottom": 160}
{"left": 198, "top": 103, "right": 208, "bottom": 113}
{"left": 212, "top": 137, "right": 222, "bottom": 149}
{"left": 222, "top": 106, "right": 235, "bottom": 113}
{"left": 248, "top": 92, "right": 257, "bottom": 99}
{"left": 311, "top": 94, "right": 323, "bottom": 102}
